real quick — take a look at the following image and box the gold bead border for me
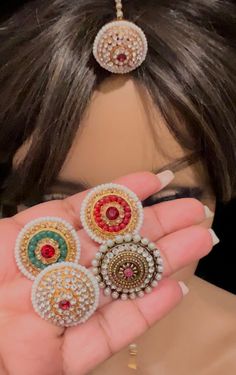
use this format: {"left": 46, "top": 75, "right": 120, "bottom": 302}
{"left": 107, "top": 251, "right": 149, "bottom": 289}
{"left": 15, "top": 217, "right": 80, "bottom": 280}
{"left": 31, "top": 262, "right": 100, "bottom": 327}
{"left": 92, "top": 233, "right": 164, "bottom": 300}
{"left": 93, "top": 20, "right": 148, "bottom": 74}
{"left": 80, "top": 183, "right": 144, "bottom": 244}
{"left": 35, "top": 238, "right": 61, "bottom": 265}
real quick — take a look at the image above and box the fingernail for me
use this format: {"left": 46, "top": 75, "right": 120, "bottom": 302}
{"left": 156, "top": 170, "right": 175, "bottom": 188}
{"left": 178, "top": 281, "right": 189, "bottom": 296}
{"left": 204, "top": 205, "right": 214, "bottom": 218}
{"left": 208, "top": 228, "right": 220, "bottom": 245}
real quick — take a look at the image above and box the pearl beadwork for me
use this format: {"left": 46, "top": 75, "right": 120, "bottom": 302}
{"left": 14, "top": 217, "right": 80, "bottom": 280}
{"left": 31, "top": 262, "right": 99, "bottom": 327}
{"left": 80, "top": 183, "right": 144, "bottom": 244}
{"left": 93, "top": 20, "right": 148, "bottom": 74}
{"left": 92, "top": 233, "right": 163, "bottom": 300}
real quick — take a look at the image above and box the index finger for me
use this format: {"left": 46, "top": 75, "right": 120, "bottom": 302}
{"left": 12, "top": 170, "right": 174, "bottom": 229}
{"left": 0, "top": 171, "right": 173, "bottom": 277}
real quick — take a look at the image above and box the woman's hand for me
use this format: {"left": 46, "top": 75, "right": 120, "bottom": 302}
{"left": 0, "top": 171, "right": 216, "bottom": 375}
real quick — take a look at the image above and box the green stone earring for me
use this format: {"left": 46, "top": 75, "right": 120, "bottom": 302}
{"left": 14, "top": 216, "right": 80, "bottom": 280}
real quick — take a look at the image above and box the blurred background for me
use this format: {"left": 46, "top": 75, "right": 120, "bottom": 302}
{"left": 196, "top": 200, "right": 236, "bottom": 295}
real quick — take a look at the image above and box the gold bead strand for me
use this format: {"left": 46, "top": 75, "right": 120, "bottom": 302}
{"left": 115, "top": 0, "right": 124, "bottom": 20}
{"left": 128, "top": 343, "right": 138, "bottom": 370}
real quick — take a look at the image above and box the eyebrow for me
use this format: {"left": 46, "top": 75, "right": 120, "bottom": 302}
{"left": 52, "top": 153, "right": 199, "bottom": 193}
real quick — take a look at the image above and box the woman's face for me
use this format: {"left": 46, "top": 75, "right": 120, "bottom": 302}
{"left": 14, "top": 76, "right": 215, "bottom": 281}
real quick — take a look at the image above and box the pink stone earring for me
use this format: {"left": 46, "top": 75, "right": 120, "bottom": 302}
{"left": 80, "top": 183, "right": 164, "bottom": 301}
{"left": 93, "top": 0, "right": 148, "bottom": 74}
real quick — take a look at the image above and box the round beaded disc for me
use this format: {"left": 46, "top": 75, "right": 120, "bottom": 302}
{"left": 80, "top": 183, "right": 143, "bottom": 243}
{"left": 15, "top": 217, "right": 80, "bottom": 280}
{"left": 93, "top": 20, "right": 148, "bottom": 74}
{"left": 31, "top": 262, "right": 99, "bottom": 327}
{"left": 92, "top": 233, "right": 164, "bottom": 300}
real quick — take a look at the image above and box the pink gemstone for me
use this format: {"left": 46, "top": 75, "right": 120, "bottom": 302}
{"left": 106, "top": 206, "right": 119, "bottom": 220}
{"left": 41, "top": 245, "right": 55, "bottom": 259}
{"left": 117, "top": 53, "right": 127, "bottom": 62}
{"left": 124, "top": 268, "right": 134, "bottom": 278}
{"left": 59, "top": 300, "right": 71, "bottom": 310}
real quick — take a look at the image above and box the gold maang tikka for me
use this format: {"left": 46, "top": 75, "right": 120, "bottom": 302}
{"left": 93, "top": 0, "right": 148, "bottom": 74}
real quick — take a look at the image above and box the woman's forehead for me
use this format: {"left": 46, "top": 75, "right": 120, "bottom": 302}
{"left": 13, "top": 76, "right": 205, "bottom": 189}
{"left": 58, "top": 77, "right": 192, "bottom": 185}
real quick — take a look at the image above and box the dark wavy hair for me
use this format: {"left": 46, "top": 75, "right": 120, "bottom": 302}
{"left": 0, "top": 0, "right": 235, "bottom": 205}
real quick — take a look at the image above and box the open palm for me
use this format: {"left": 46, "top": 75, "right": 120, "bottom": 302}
{"left": 0, "top": 172, "right": 214, "bottom": 375}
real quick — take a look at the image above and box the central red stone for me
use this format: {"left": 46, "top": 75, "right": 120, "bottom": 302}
{"left": 106, "top": 206, "right": 119, "bottom": 220}
{"left": 117, "top": 53, "right": 127, "bottom": 62}
{"left": 124, "top": 268, "right": 134, "bottom": 278}
{"left": 41, "top": 244, "right": 55, "bottom": 259}
{"left": 59, "top": 300, "right": 71, "bottom": 310}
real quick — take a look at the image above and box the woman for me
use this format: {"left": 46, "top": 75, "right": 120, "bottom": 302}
{"left": 0, "top": 0, "right": 235, "bottom": 374}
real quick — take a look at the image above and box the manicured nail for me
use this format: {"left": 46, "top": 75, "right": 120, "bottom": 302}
{"left": 178, "top": 281, "right": 189, "bottom": 296}
{"left": 208, "top": 228, "right": 220, "bottom": 245}
{"left": 156, "top": 170, "right": 175, "bottom": 188}
{"left": 204, "top": 205, "right": 214, "bottom": 218}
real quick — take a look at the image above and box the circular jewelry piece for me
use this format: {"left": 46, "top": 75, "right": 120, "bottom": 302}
{"left": 31, "top": 262, "right": 99, "bottom": 327}
{"left": 15, "top": 217, "right": 80, "bottom": 280}
{"left": 92, "top": 234, "right": 163, "bottom": 300}
{"left": 80, "top": 183, "right": 143, "bottom": 243}
{"left": 93, "top": 20, "right": 148, "bottom": 74}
